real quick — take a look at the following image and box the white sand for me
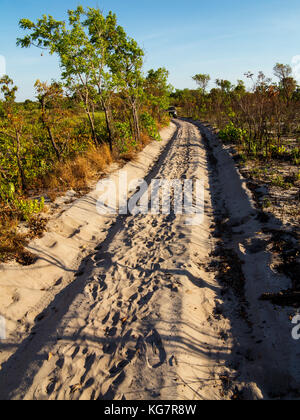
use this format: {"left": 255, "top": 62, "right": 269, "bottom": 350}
{"left": 0, "top": 120, "right": 299, "bottom": 400}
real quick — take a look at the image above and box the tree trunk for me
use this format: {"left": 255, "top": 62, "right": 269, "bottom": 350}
{"left": 40, "top": 102, "right": 62, "bottom": 161}
{"left": 131, "top": 101, "right": 140, "bottom": 144}
{"left": 102, "top": 99, "right": 113, "bottom": 152}
{"left": 46, "top": 126, "right": 61, "bottom": 161}
{"left": 86, "top": 109, "right": 99, "bottom": 148}
{"left": 15, "top": 132, "right": 26, "bottom": 191}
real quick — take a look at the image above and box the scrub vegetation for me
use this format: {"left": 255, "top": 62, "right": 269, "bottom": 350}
{"left": 0, "top": 6, "right": 172, "bottom": 262}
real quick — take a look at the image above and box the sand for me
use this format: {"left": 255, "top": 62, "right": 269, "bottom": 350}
{"left": 0, "top": 119, "right": 299, "bottom": 400}
{"left": 0, "top": 123, "right": 177, "bottom": 368}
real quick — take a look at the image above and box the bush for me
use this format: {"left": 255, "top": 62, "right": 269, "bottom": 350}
{"left": 219, "top": 122, "right": 248, "bottom": 144}
{"left": 114, "top": 121, "right": 136, "bottom": 154}
{"left": 140, "top": 112, "right": 161, "bottom": 141}
{"left": 14, "top": 196, "right": 45, "bottom": 221}
{"left": 0, "top": 182, "right": 45, "bottom": 221}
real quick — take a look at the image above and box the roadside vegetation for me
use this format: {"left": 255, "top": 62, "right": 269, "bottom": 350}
{"left": 173, "top": 65, "right": 300, "bottom": 306}
{"left": 0, "top": 6, "right": 172, "bottom": 263}
{"left": 173, "top": 65, "right": 300, "bottom": 225}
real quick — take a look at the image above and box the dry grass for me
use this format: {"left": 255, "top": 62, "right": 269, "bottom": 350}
{"left": 44, "top": 144, "right": 112, "bottom": 193}
{"left": 0, "top": 144, "right": 112, "bottom": 264}
{"left": 115, "top": 133, "right": 152, "bottom": 163}
{"left": 139, "top": 132, "right": 152, "bottom": 148}
{"left": 0, "top": 215, "right": 29, "bottom": 263}
{"left": 0, "top": 212, "right": 48, "bottom": 264}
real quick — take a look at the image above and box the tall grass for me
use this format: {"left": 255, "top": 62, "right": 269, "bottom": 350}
{"left": 45, "top": 144, "right": 112, "bottom": 192}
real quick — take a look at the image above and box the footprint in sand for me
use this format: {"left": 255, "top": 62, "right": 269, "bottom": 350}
{"left": 146, "top": 329, "right": 167, "bottom": 369}
{"left": 46, "top": 377, "right": 58, "bottom": 396}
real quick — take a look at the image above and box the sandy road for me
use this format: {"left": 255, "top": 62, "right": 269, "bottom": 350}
{"left": 0, "top": 119, "right": 299, "bottom": 400}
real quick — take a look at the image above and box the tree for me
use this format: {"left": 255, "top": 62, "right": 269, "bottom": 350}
{"left": 82, "top": 8, "right": 121, "bottom": 151}
{"left": 144, "top": 68, "right": 173, "bottom": 121}
{"left": 273, "top": 63, "right": 292, "bottom": 81}
{"left": 215, "top": 79, "right": 232, "bottom": 93}
{"left": 192, "top": 74, "right": 210, "bottom": 93}
{"left": 108, "top": 26, "right": 145, "bottom": 144}
{"left": 17, "top": 7, "right": 123, "bottom": 151}
{"left": 273, "top": 63, "right": 297, "bottom": 102}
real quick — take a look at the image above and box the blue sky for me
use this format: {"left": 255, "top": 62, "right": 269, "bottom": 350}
{"left": 0, "top": 0, "right": 300, "bottom": 100}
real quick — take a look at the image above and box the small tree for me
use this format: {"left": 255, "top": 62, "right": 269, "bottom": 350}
{"left": 192, "top": 74, "right": 210, "bottom": 93}
{"left": 273, "top": 63, "right": 292, "bottom": 81}
{"left": 273, "top": 63, "right": 296, "bottom": 103}
{"left": 273, "top": 63, "right": 297, "bottom": 135}
{"left": 144, "top": 68, "right": 173, "bottom": 122}
{"left": 83, "top": 9, "right": 121, "bottom": 151}
{"left": 17, "top": 7, "right": 122, "bottom": 151}
{"left": 108, "top": 27, "right": 145, "bottom": 144}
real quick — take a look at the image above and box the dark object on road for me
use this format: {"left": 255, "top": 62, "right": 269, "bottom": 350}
{"left": 260, "top": 290, "right": 300, "bottom": 307}
{"left": 167, "top": 106, "right": 178, "bottom": 118}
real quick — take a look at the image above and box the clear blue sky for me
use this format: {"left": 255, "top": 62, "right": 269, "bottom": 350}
{"left": 1, "top": 0, "right": 300, "bottom": 100}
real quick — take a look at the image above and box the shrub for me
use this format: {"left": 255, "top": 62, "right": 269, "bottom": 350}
{"left": 140, "top": 112, "right": 161, "bottom": 141}
{"left": 263, "top": 198, "right": 272, "bottom": 208}
{"left": 0, "top": 182, "right": 45, "bottom": 221}
{"left": 14, "top": 196, "right": 45, "bottom": 221}
{"left": 114, "top": 121, "right": 136, "bottom": 154}
{"left": 219, "top": 122, "right": 248, "bottom": 144}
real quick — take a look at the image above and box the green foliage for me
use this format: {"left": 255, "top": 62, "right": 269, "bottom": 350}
{"left": 0, "top": 182, "right": 16, "bottom": 203}
{"left": 216, "top": 79, "right": 232, "bottom": 93}
{"left": 248, "top": 141, "right": 258, "bottom": 157}
{"left": 144, "top": 68, "right": 173, "bottom": 122}
{"left": 271, "top": 175, "right": 293, "bottom": 190}
{"left": 294, "top": 157, "right": 300, "bottom": 166}
{"left": 140, "top": 112, "right": 161, "bottom": 141}
{"left": 114, "top": 121, "right": 136, "bottom": 154}
{"left": 0, "top": 5, "right": 175, "bottom": 262}
{"left": 14, "top": 196, "right": 45, "bottom": 221}
{"left": 238, "top": 152, "right": 248, "bottom": 163}
{"left": 16, "top": 6, "right": 168, "bottom": 150}
{"left": 270, "top": 145, "right": 286, "bottom": 158}
{"left": 268, "top": 145, "right": 300, "bottom": 163}
{"left": 263, "top": 198, "right": 272, "bottom": 209}
{"left": 192, "top": 74, "right": 210, "bottom": 93}
{"left": 219, "top": 122, "right": 248, "bottom": 144}
{"left": 175, "top": 64, "right": 300, "bottom": 172}
{"left": 0, "top": 181, "right": 45, "bottom": 221}
{"left": 292, "top": 148, "right": 300, "bottom": 164}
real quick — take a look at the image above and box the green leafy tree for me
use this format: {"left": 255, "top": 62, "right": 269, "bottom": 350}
{"left": 215, "top": 79, "right": 232, "bottom": 94}
{"left": 192, "top": 74, "right": 211, "bottom": 93}
{"left": 108, "top": 26, "right": 145, "bottom": 143}
{"left": 83, "top": 8, "right": 121, "bottom": 151}
{"left": 17, "top": 7, "right": 122, "bottom": 150}
{"left": 144, "top": 67, "right": 173, "bottom": 122}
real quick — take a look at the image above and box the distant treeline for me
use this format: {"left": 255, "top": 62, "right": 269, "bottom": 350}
{"left": 172, "top": 65, "right": 300, "bottom": 160}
